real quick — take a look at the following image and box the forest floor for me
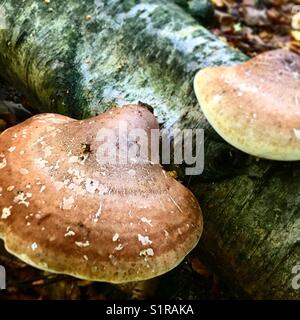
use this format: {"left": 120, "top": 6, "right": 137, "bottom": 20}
{"left": 206, "top": 0, "right": 299, "bottom": 56}
{"left": 0, "top": 0, "right": 298, "bottom": 300}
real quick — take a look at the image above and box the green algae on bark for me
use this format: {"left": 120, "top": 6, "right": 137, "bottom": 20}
{"left": 0, "top": 0, "right": 299, "bottom": 299}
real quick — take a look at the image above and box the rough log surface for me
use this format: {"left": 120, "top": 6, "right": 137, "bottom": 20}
{"left": 0, "top": 0, "right": 299, "bottom": 299}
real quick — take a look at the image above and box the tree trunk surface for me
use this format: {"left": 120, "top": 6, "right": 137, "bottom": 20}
{"left": 0, "top": 0, "right": 299, "bottom": 299}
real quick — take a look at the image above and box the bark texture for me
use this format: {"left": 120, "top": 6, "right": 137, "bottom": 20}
{"left": 0, "top": 0, "right": 299, "bottom": 299}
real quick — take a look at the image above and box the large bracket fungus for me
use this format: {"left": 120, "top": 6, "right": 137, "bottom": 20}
{"left": 194, "top": 49, "right": 300, "bottom": 160}
{"left": 0, "top": 104, "right": 202, "bottom": 283}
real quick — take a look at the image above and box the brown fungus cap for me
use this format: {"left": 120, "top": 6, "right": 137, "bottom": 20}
{"left": 0, "top": 104, "right": 202, "bottom": 283}
{"left": 194, "top": 49, "right": 300, "bottom": 160}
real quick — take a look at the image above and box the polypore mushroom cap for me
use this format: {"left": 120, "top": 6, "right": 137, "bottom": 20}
{"left": 0, "top": 104, "right": 202, "bottom": 283}
{"left": 194, "top": 49, "right": 300, "bottom": 160}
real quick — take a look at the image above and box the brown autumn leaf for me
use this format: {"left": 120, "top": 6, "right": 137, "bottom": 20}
{"left": 243, "top": 7, "right": 270, "bottom": 27}
{"left": 191, "top": 258, "right": 211, "bottom": 278}
{"left": 289, "top": 40, "right": 300, "bottom": 55}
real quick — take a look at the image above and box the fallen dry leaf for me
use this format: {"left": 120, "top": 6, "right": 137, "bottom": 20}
{"left": 292, "top": 12, "right": 300, "bottom": 29}
{"left": 191, "top": 258, "right": 211, "bottom": 278}
{"left": 243, "top": 7, "right": 270, "bottom": 27}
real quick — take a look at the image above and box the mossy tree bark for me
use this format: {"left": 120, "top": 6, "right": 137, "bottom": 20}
{"left": 0, "top": 0, "right": 299, "bottom": 299}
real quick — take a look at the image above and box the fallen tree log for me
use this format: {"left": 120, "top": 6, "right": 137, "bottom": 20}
{"left": 0, "top": 0, "right": 299, "bottom": 299}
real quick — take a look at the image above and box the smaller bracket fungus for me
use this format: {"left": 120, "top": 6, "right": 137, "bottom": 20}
{"left": 0, "top": 104, "right": 203, "bottom": 283}
{"left": 194, "top": 49, "right": 300, "bottom": 160}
